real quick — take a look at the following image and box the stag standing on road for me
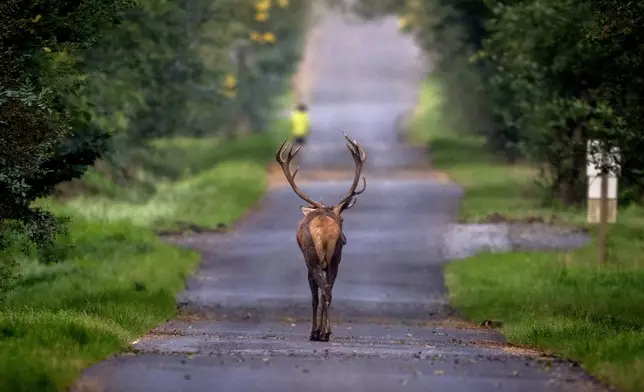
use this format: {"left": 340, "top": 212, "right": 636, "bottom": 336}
{"left": 276, "top": 132, "right": 367, "bottom": 342}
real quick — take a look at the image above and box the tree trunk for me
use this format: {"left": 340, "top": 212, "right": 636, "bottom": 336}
{"left": 557, "top": 123, "right": 586, "bottom": 206}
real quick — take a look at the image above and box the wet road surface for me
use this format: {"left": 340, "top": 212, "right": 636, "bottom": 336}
{"left": 73, "top": 6, "right": 605, "bottom": 392}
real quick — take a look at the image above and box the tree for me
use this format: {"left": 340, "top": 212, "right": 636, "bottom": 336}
{"left": 0, "top": 0, "right": 133, "bottom": 261}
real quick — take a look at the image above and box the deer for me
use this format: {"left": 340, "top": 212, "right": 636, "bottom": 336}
{"left": 276, "top": 132, "right": 367, "bottom": 342}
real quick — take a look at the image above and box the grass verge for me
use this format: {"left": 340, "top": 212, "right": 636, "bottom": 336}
{"left": 410, "top": 76, "right": 644, "bottom": 392}
{"left": 59, "top": 130, "right": 286, "bottom": 232}
{"left": 0, "top": 121, "right": 288, "bottom": 392}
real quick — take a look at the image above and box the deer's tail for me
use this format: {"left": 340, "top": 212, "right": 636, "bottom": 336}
{"left": 310, "top": 217, "right": 341, "bottom": 270}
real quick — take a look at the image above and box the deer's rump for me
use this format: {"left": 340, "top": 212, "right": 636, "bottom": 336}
{"left": 297, "top": 215, "right": 341, "bottom": 270}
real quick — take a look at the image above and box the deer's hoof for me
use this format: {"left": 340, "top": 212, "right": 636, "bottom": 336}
{"left": 310, "top": 330, "right": 320, "bottom": 341}
{"left": 319, "top": 332, "right": 331, "bottom": 342}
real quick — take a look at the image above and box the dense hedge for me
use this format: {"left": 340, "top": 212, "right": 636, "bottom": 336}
{"left": 353, "top": 0, "right": 644, "bottom": 207}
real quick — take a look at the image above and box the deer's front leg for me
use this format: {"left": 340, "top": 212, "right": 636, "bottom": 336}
{"left": 307, "top": 270, "right": 320, "bottom": 341}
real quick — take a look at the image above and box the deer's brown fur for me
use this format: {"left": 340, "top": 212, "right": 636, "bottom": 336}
{"left": 299, "top": 211, "right": 341, "bottom": 269}
{"left": 276, "top": 132, "right": 366, "bottom": 342}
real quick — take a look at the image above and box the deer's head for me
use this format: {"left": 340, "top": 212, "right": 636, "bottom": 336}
{"left": 275, "top": 132, "right": 367, "bottom": 224}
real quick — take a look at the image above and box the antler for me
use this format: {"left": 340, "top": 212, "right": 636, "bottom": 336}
{"left": 276, "top": 138, "right": 325, "bottom": 208}
{"left": 336, "top": 132, "right": 367, "bottom": 209}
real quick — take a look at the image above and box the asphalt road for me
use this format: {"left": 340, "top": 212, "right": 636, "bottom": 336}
{"left": 73, "top": 7, "right": 605, "bottom": 392}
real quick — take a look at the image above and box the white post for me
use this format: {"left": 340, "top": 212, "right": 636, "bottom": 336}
{"left": 586, "top": 140, "right": 619, "bottom": 224}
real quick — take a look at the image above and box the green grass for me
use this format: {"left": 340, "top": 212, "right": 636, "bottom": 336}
{"left": 411, "top": 77, "right": 644, "bottom": 392}
{"left": 0, "top": 219, "right": 198, "bottom": 392}
{"left": 0, "top": 121, "right": 288, "bottom": 391}
{"left": 61, "top": 129, "right": 286, "bottom": 232}
{"left": 408, "top": 78, "right": 582, "bottom": 223}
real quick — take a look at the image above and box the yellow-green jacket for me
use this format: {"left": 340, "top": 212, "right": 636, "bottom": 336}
{"left": 290, "top": 110, "right": 310, "bottom": 137}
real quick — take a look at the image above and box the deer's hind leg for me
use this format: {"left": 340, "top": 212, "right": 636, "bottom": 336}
{"left": 318, "top": 270, "right": 333, "bottom": 342}
{"left": 320, "top": 245, "right": 343, "bottom": 341}
{"left": 304, "top": 250, "right": 327, "bottom": 341}
{"left": 309, "top": 266, "right": 329, "bottom": 342}
{"left": 307, "top": 270, "right": 320, "bottom": 341}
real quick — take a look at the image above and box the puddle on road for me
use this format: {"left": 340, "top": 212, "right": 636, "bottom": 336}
{"left": 442, "top": 223, "right": 591, "bottom": 261}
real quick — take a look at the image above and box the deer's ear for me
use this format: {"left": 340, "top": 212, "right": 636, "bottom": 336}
{"left": 300, "top": 206, "right": 316, "bottom": 216}
{"left": 331, "top": 204, "right": 343, "bottom": 216}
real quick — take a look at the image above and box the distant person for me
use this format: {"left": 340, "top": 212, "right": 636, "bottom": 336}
{"left": 291, "top": 103, "right": 310, "bottom": 145}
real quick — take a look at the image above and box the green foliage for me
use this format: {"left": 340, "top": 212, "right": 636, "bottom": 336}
{"left": 409, "top": 78, "right": 573, "bottom": 221}
{"left": 1, "top": 0, "right": 310, "bottom": 296}
{"left": 0, "top": 0, "right": 130, "bottom": 280}
{"left": 81, "top": 0, "right": 237, "bottom": 142}
{"left": 234, "top": 0, "right": 311, "bottom": 133}
{"left": 476, "top": 0, "right": 616, "bottom": 204}
{"left": 356, "top": 0, "right": 644, "bottom": 207}
{"left": 80, "top": 0, "right": 310, "bottom": 142}
{"left": 479, "top": 0, "right": 643, "bottom": 205}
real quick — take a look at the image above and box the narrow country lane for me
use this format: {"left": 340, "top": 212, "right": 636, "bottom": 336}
{"left": 73, "top": 6, "right": 605, "bottom": 392}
